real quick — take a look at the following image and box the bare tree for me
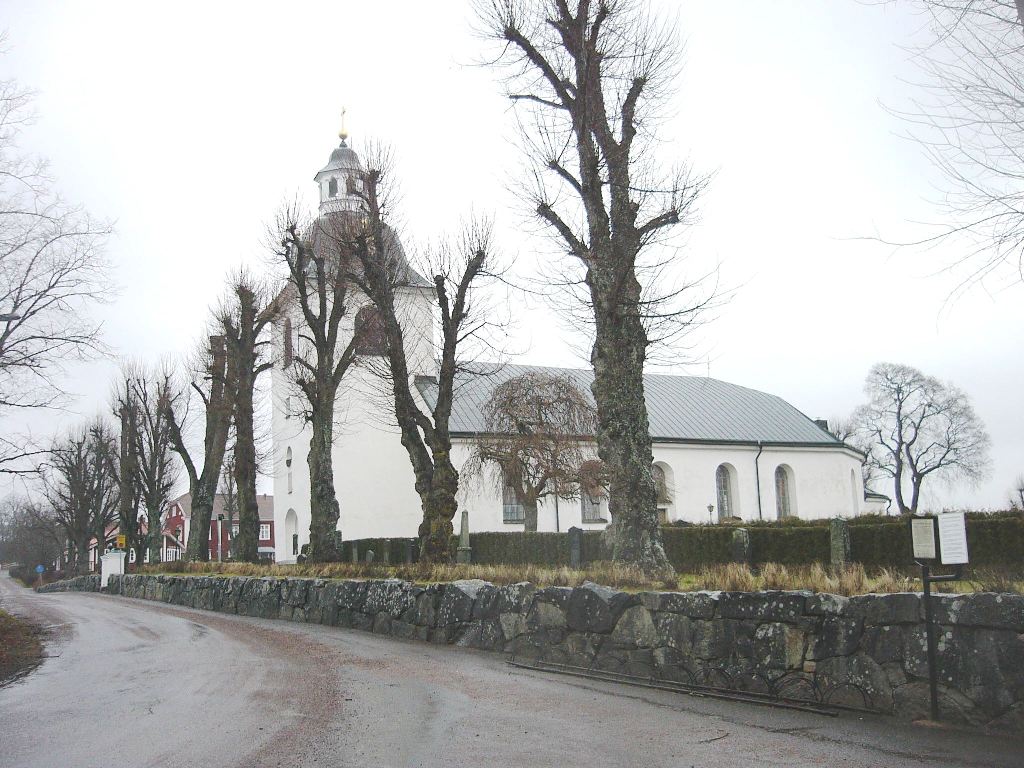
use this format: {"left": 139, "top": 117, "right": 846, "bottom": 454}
{"left": 465, "top": 371, "right": 596, "bottom": 531}
{"left": 476, "top": 0, "right": 712, "bottom": 571}
{"left": 882, "top": 1, "right": 1024, "bottom": 290}
{"left": 828, "top": 414, "right": 880, "bottom": 489}
{"left": 852, "top": 362, "right": 991, "bottom": 514}
{"left": 345, "top": 152, "right": 499, "bottom": 563}
{"left": 273, "top": 205, "right": 361, "bottom": 562}
{"left": 0, "top": 63, "right": 114, "bottom": 472}
{"left": 0, "top": 497, "right": 63, "bottom": 569}
{"left": 217, "top": 271, "right": 279, "bottom": 562}
{"left": 114, "top": 364, "right": 180, "bottom": 565}
{"left": 1009, "top": 474, "right": 1024, "bottom": 510}
{"left": 164, "top": 335, "right": 236, "bottom": 561}
{"left": 42, "top": 419, "right": 119, "bottom": 575}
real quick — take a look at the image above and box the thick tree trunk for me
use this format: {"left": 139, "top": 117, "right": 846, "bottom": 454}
{"left": 74, "top": 539, "right": 89, "bottom": 576}
{"left": 185, "top": 493, "right": 214, "bottom": 561}
{"left": 306, "top": 400, "right": 341, "bottom": 562}
{"left": 590, "top": 268, "right": 670, "bottom": 573}
{"left": 417, "top": 454, "right": 458, "bottom": 563}
{"left": 523, "top": 495, "right": 539, "bottom": 533}
{"left": 147, "top": 506, "right": 162, "bottom": 565}
{"left": 233, "top": 368, "right": 259, "bottom": 563}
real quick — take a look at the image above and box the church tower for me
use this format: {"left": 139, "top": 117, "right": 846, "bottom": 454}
{"left": 313, "top": 114, "right": 363, "bottom": 215}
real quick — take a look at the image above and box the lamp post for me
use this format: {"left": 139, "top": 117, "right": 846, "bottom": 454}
{"left": 707, "top": 504, "right": 715, "bottom": 525}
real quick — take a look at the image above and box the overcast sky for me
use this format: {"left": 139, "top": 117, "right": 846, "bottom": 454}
{"left": 3, "top": 0, "right": 1022, "bottom": 509}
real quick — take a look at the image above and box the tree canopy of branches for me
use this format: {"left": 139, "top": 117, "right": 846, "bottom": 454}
{"left": 852, "top": 362, "right": 991, "bottom": 514}
{"left": 165, "top": 335, "right": 236, "bottom": 561}
{"left": 347, "top": 154, "right": 497, "bottom": 563}
{"left": 113, "top": 365, "right": 179, "bottom": 565}
{"left": 217, "top": 271, "right": 278, "bottom": 562}
{"left": 275, "top": 207, "right": 361, "bottom": 562}
{"left": 466, "top": 371, "right": 597, "bottom": 531}
{"left": 476, "top": 0, "right": 711, "bottom": 571}
{"left": 0, "top": 66, "right": 113, "bottom": 472}
{"left": 42, "top": 419, "right": 119, "bottom": 575}
{"left": 889, "top": 1, "right": 1024, "bottom": 290}
{"left": 0, "top": 497, "right": 62, "bottom": 569}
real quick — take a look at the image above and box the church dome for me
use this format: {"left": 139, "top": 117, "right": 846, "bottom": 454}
{"left": 315, "top": 139, "right": 362, "bottom": 179}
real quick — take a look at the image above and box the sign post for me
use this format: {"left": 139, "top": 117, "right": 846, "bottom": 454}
{"left": 35, "top": 563, "right": 44, "bottom": 588}
{"left": 910, "top": 512, "right": 968, "bottom": 722}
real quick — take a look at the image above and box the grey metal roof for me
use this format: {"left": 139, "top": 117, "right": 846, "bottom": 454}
{"left": 416, "top": 364, "right": 842, "bottom": 446}
{"left": 314, "top": 140, "right": 361, "bottom": 180}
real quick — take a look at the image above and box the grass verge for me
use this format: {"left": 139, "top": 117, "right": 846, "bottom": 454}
{"left": 138, "top": 560, "right": 1024, "bottom": 596}
{"left": 0, "top": 609, "right": 43, "bottom": 687}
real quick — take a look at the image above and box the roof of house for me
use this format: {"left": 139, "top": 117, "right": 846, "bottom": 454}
{"left": 170, "top": 493, "right": 274, "bottom": 522}
{"left": 415, "top": 364, "right": 846, "bottom": 447}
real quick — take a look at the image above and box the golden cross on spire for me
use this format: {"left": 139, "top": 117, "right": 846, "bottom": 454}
{"left": 339, "top": 107, "right": 348, "bottom": 142}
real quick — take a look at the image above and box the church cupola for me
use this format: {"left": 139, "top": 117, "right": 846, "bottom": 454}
{"left": 314, "top": 111, "right": 363, "bottom": 215}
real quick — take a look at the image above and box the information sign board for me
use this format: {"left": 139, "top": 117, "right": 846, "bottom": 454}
{"left": 937, "top": 512, "right": 969, "bottom": 565}
{"left": 911, "top": 517, "right": 937, "bottom": 561}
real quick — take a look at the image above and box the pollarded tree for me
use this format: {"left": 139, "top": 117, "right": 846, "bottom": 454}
{"left": 852, "top": 362, "right": 991, "bottom": 514}
{"left": 476, "top": 0, "right": 713, "bottom": 571}
{"left": 42, "top": 419, "right": 120, "bottom": 575}
{"left": 217, "top": 271, "right": 279, "bottom": 562}
{"left": 466, "top": 371, "right": 596, "bottom": 532}
{"left": 164, "top": 335, "right": 237, "bottom": 561}
{"left": 274, "top": 206, "right": 361, "bottom": 562}
{"left": 346, "top": 152, "right": 500, "bottom": 563}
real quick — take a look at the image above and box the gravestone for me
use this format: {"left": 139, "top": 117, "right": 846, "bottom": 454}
{"left": 456, "top": 508, "right": 472, "bottom": 564}
{"left": 349, "top": 541, "right": 359, "bottom": 563}
{"left": 365, "top": 549, "right": 375, "bottom": 564}
{"left": 382, "top": 540, "right": 391, "bottom": 565}
{"left": 568, "top": 526, "right": 583, "bottom": 569}
{"left": 731, "top": 527, "right": 752, "bottom": 565}
{"left": 830, "top": 517, "right": 851, "bottom": 568}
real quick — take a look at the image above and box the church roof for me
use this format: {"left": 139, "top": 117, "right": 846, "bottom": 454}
{"left": 415, "top": 364, "right": 846, "bottom": 447}
{"left": 314, "top": 140, "right": 361, "bottom": 180}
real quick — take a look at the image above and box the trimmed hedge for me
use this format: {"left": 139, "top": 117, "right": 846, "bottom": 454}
{"left": 340, "top": 514, "right": 1023, "bottom": 571}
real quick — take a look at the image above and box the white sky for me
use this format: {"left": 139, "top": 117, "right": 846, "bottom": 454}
{"left": 3, "top": 1, "right": 1022, "bottom": 509}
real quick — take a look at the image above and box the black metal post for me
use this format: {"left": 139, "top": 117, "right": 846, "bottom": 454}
{"left": 921, "top": 564, "right": 939, "bottom": 720}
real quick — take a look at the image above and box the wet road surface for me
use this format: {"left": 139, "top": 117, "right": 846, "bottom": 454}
{"left": 1, "top": 572, "right": 1021, "bottom": 768}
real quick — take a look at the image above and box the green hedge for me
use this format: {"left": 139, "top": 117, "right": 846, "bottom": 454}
{"left": 342, "top": 515, "right": 1023, "bottom": 570}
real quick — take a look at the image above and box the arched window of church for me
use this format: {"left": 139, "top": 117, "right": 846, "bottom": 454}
{"left": 775, "top": 465, "right": 794, "bottom": 519}
{"left": 354, "top": 306, "right": 387, "bottom": 355}
{"left": 283, "top": 318, "right": 293, "bottom": 367}
{"left": 502, "top": 475, "right": 525, "bottom": 524}
{"left": 716, "top": 464, "right": 735, "bottom": 521}
{"left": 578, "top": 459, "right": 607, "bottom": 523}
{"left": 652, "top": 464, "right": 671, "bottom": 504}
{"left": 286, "top": 447, "right": 293, "bottom": 494}
{"left": 346, "top": 174, "right": 358, "bottom": 195}
{"left": 328, "top": 177, "right": 338, "bottom": 198}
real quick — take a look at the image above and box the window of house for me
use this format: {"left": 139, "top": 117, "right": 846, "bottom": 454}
{"left": 502, "top": 483, "right": 525, "bottom": 524}
{"left": 286, "top": 447, "right": 293, "bottom": 494}
{"left": 283, "top": 318, "right": 293, "bottom": 367}
{"left": 775, "top": 465, "right": 793, "bottom": 519}
{"left": 259, "top": 523, "right": 271, "bottom": 541}
{"left": 716, "top": 464, "right": 734, "bottom": 520}
{"left": 354, "top": 306, "right": 387, "bottom": 356}
{"left": 231, "top": 524, "right": 239, "bottom": 537}
{"left": 328, "top": 177, "right": 338, "bottom": 198}
{"left": 581, "top": 492, "right": 606, "bottom": 523}
{"left": 129, "top": 548, "right": 136, "bottom": 563}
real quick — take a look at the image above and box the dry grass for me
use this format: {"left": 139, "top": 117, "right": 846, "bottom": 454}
{"left": 0, "top": 609, "right": 43, "bottom": 687}
{"left": 138, "top": 560, "right": 1022, "bottom": 596}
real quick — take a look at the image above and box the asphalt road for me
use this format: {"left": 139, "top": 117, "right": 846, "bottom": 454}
{"left": 1, "top": 573, "right": 1021, "bottom": 768}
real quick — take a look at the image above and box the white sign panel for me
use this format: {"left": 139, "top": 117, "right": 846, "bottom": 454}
{"left": 911, "top": 518, "right": 936, "bottom": 560}
{"left": 938, "top": 512, "right": 969, "bottom": 565}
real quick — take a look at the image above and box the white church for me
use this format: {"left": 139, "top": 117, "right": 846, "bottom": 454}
{"left": 270, "top": 135, "right": 884, "bottom": 563}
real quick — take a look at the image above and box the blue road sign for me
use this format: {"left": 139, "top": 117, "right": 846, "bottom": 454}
{"left": 35, "top": 564, "right": 45, "bottom": 574}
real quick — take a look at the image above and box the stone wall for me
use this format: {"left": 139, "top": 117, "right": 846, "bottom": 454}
{"left": 41, "top": 574, "right": 1024, "bottom": 733}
